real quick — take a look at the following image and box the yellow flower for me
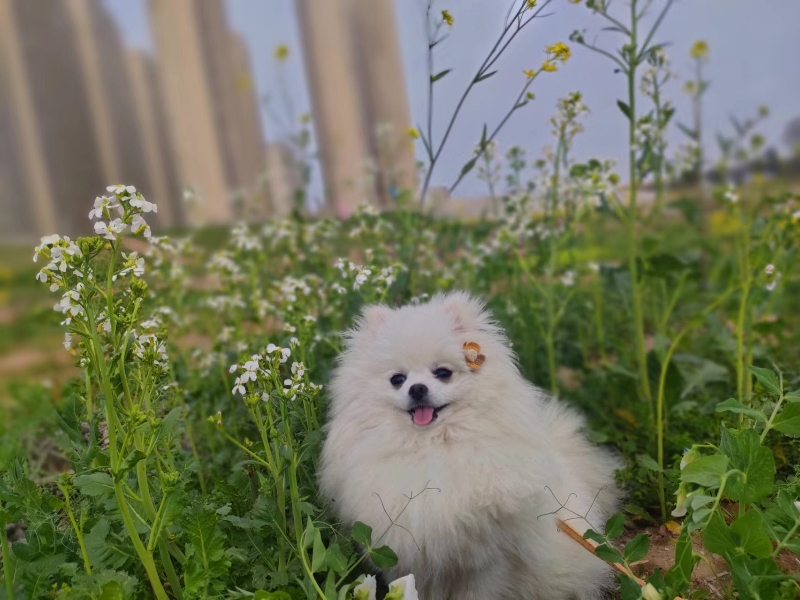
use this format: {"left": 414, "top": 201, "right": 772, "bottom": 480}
{"left": 441, "top": 9, "right": 454, "bottom": 26}
{"left": 546, "top": 41, "right": 571, "bottom": 62}
{"left": 689, "top": 40, "right": 708, "bottom": 60}
{"left": 275, "top": 44, "right": 289, "bottom": 61}
{"left": 540, "top": 60, "right": 558, "bottom": 73}
{"left": 523, "top": 68, "right": 536, "bottom": 79}
{"left": 408, "top": 127, "right": 420, "bottom": 139}
{"left": 526, "top": 0, "right": 537, "bottom": 8}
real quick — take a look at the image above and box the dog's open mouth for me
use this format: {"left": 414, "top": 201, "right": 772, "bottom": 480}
{"left": 409, "top": 404, "right": 449, "bottom": 426}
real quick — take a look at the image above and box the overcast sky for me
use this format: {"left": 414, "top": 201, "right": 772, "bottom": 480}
{"left": 104, "top": 0, "right": 800, "bottom": 200}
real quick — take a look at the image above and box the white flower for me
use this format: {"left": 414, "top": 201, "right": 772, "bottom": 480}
{"left": 241, "top": 359, "right": 259, "bottom": 383}
{"left": 266, "top": 343, "right": 278, "bottom": 354}
{"left": 794, "top": 500, "right": 800, "bottom": 514}
{"left": 63, "top": 332, "right": 73, "bottom": 351}
{"left": 129, "top": 193, "right": 157, "bottom": 213}
{"left": 131, "top": 214, "right": 152, "bottom": 238}
{"left": 229, "top": 364, "right": 238, "bottom": 373}
{"left": 353, "top": 575, "right": 377, "bottom": 600}
{"left": 232, "top": 377, "right": 246, "bottom": 396}
{"left": 89, "top": 195, "right": 120, "bottom": 219}
{"left": 107, "top": 184, "right": 136, "bottom": 195}
{"left": 723, "top": 185, "right": 738, "bottom": 203}
{"left": 765, "top": 264, "right": 775, "bottom": 276}
{"left": 290, "top": 337, "right": 300, "bottom": 348}
{"left": 94, "top": 218, "right": 126, "bottom": 240}
{"left": 386, "top": 574, "right": 419, "bottom": 600}
{"left": 560, "top": 271, "right": 575, "bottom": 286}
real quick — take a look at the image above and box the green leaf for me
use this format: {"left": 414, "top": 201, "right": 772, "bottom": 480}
{"left": 150, "top": 490, "right": 186, "bottom": 547}
{"left": 665, "top": 528, "right": 699, "bottom": 591}
{"left": 772, "top": 402, "right": 800, "bottom": 436}
{"left": 324, "top": 543, "right": 348, "bottom": 573}
{"left": 459, "top": 157, "right": 478, "bottom": 177}
{"left": 617, "top": 100, "right": 632, "bottom": 121}
{"left": 719, "top": 428, "right": 774, "bottom": 504}
{"left": 311, "top": 529, "right": 327, "bottom": 573}
{"left": 595, "top": 543, "right": 624, "bottom": 564}
{"left": 702, "top": 513, "right": 736, "bottom": 556}
{"left": 583, "top": 529, "right": 607, "bottom": 545}
{"left": 302, "top": 517, "right": 316, "bottom": 550}
{"left": 352, "top": 521, "right": 372, "bottom": 548}
{"left": 748, "top": 366, "right": 781, "bottom": 396}
{"left": 680, "top": 454, "right": 729, "bottom": 488}
{"left": 784, "top": 390, "right": 800, "bottom": 403}
{"left": 636, "top": 454, "right": 663, "bottom": 472}
{"left": 431, "top": 69, "right": 452, "bottom": 82}
{"left": 624, "top": 533, "right": 650, "bottom": 563}
{"left": 619, "top": 574, "right": 643, "bottom": 600}
{"left": 604, "top": 513, "right": 625, "bottom": 539}
{"left": 715, "top": 398, "right": 768, "bottom": 423}
{"left": 730, "top": 510, "right": 772, "bottom": 558}
{"left": 154, "top": 407, "right": 182, "bottom": 444}
{"left": 84, "top": 519, "right": 129, "bottom": 570}
{"left": 115, "top": 450, "right": 147, "bottom": 482}
{"left": 474, "top": 70, "right": 497, "bottom": 83}
{"left": 74, "top": 472, "right": 115, "bottom": 498}
{"left": 369, "top": 545, "right": 398, "bottom": 569}
{"left": 254, "top": 592, "right": 292, "bottom": 600}
{"left": 182, "top": 509, "right": 231, "bottom": 597}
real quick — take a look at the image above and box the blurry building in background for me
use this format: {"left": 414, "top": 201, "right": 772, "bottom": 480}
{"left": 149, "top": 0, "right": 268, "bottom": 225}
{"left": 0, "top": 0, "right": 182, "bottom": 238}
{"left": 296, "top": 0, "right": 417, "bottom": 217}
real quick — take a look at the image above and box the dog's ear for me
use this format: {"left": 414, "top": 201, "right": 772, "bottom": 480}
{"left": 358, "top": 304, "right": 392, "bottom": 334}
{"left": 441, "top": 292, "right": 486, "bottom": 333}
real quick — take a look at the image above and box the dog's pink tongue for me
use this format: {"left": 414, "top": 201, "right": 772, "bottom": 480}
{"left": 413, "top": 407, "right": 435, "bottom": 426}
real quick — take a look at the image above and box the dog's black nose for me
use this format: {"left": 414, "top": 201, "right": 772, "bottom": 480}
{"left": 408, "top": 383, "right": 428, "bottom": 402}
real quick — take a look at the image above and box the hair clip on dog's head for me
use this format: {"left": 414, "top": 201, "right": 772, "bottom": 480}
{"left": 463, "top": 341, "right": 486, "bottom": 370}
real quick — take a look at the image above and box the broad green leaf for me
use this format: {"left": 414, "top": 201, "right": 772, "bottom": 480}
{"left": 115, "top": 450, "right": 147, "bottom": 482}
{"left": 784, "top": 390, "right": 800, "bottom": 403}
{"left": 680, "top": 454, "right": 729, "bottom": 488}
{"left": 431, "top": 69, "right": 451, "bottom": 82}
{"left": 719, "top": 428, "right": 774, "bottom": 504}
{"left": 324, "top": 543, "right": 348, "bottom": 573}
{"left": 369, "top": 545, "right": 398, "bottom": 568}
{"left": 619, "top": 574, "right": 642, "bottom": 600}
{"left": 730, "top": 510, "right": 772, "bottom": 558}
{"left": 772, "top": 402, "right": 800, "bottom": 436}
{"left": 74, "top": 472, "right": 115, "bottom": 498}
{"left": 594, "top": 543, "right": 623, "bottom": 564}
{"left": 182, "top": 509, "right": 231, "bottom": 597}
{"left": 702, "top": 513, "right": 736, "bottom": 556}
{"left": 715, "top": 398, "right": 767, "bottom": 423}
{"left": 623, "top": 533, "right": 649, "bottom": 563}
{"left": 636, "top": 454, "right": 663, "bottom": 472}
{"left": 311, "top": 529, "right": 327, "bottom": 573}
{"left": 149, "top": 489, "right": 186, "bottom": 547}
{"left": 689, "top": 494, "right": 715, "bottom": 510}
{"left": 83, "top": 519, "right": 129, "bottom": 570}
{"left": 665, "top": 528, "right": 698, "bottom": 591}
{"left": 748, "top": 366, "right": 781, "bottom": 396}
{"left": 604, "top": 513, "right": 625, "bottom": 539}
{"left": 352, "top": 521, "right": 372, "bottom": 548}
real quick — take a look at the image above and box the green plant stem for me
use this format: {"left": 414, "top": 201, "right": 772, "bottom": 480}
{"left": 1, "top": 508, "right": 15, "bottom": 600}
{"left": 288, "top": 458, "right": 326, "bottom": 600}
{"left": 772, "top": 516, "right": 800, "bottom": 558}
{"left": 59, "top": 485, "right": 92, "bottom": 575}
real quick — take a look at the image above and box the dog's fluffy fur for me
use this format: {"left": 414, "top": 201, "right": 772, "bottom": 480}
{"left": 320, "top": 292, "right": 621, "bottom": 600}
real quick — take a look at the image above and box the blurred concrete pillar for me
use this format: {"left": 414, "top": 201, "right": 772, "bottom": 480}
{"left": 0, "top": 0, "right": 57, "bottom": 236}
{"left": 125, "top": 50, "right": 180, "bottom": 226}
{"left": 229, "top": 32, "right": 268, "bottom": 206}
{"left": 148, "top": 0, "right": 231, "bottom": 224}
{"left": 296, "top": 0, "right": 371, "bottom": 218}
{"left": 349, "top": 0, "right": 418, "bottom": 206}
{"left": 65, "top": 0, "right": 121, "bottom": 185}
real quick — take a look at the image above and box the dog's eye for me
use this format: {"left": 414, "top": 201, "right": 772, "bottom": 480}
{"left": 433, "top": 368, "right": 453, "bottom": 380}
{"left": 390, "top": 373, "right": 406, "bottom": 387}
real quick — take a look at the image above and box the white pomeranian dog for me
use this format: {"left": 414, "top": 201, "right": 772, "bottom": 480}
{"left": 320, "top": 292, "right": 621, "bottom": 600}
